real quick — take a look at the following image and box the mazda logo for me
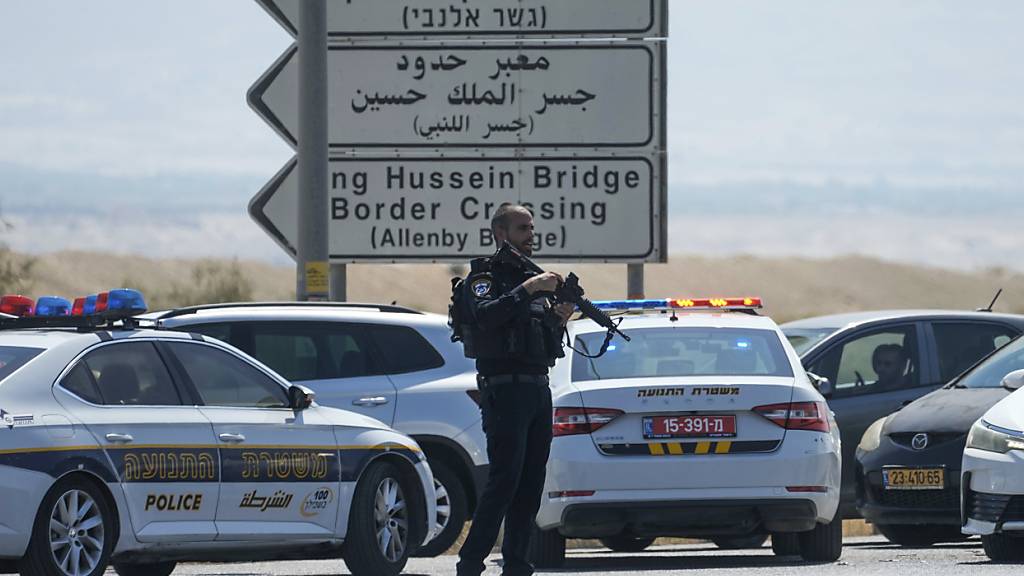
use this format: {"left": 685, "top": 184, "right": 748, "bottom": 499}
{"left": 912, "top": 433, "right": 929, "bottom": 450}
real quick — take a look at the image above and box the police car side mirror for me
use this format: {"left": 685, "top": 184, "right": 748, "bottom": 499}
{"left": 808, "top": 372, "right": 834, "bottom": 398}
{"left": 288, "top": 385, "right": 315, "bottom": 410}
{"left": 1001, "top": 370, "right": 1024, "bottom": 392}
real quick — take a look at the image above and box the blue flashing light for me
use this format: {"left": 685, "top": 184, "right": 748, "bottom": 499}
{"left": 606, "top": 344, "right": 617, "bottom": 352}
{"left": 83, "top": 295, "right": 98, "bottom": 315}
{"left": 105, "top": 289, "right": 147, "bottom": 316}
{"left": 594, "top": 299, "right": 670, "bottom": 311}
{"left": 34, "top": 296, "right": 72, "bottom": 317}
{"left": 736, "top": 339, "right": 751, "bottom": 349}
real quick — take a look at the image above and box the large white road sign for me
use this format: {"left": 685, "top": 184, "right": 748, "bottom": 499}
{"left": 248, "top": 43, "right": 662, "bottom": 149}
{"left": 256, "top": 0, "right": 667, "bottom": 40}
{"left": 250, "top": 155, "right": 663, "bottom": 262}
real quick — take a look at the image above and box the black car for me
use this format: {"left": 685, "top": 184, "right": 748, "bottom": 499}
{"left": 854, "top": 330, "right": 1024, "bottom": 545}
{"left": 781, "top": 310, "right": 1024, "bottom": 518}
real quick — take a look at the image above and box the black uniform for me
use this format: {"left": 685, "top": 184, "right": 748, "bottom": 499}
{"left": 452, "top": 252, "right": 565, "bottom": 576}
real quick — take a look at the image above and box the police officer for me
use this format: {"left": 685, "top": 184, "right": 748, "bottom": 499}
{"left": 453, "top": 204, "right": 573, "bottom": 576}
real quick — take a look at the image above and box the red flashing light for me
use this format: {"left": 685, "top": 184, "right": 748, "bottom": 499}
{"left": 71, "top": 297, "right": 86, "bottom": 316}
{"left": 94, "top": 292, "right": 109, "bottom": 313}
{"left": 0, "top": 295, "right": 35, "bottom": 317}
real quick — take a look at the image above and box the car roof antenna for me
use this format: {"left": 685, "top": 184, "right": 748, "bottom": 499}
{"left": 977, "top": 288, "right": 1003, "bottom": 312}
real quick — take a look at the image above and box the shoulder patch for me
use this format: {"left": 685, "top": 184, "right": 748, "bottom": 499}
{"left": 471, "top": 276, "right": 493, "bottom": 297}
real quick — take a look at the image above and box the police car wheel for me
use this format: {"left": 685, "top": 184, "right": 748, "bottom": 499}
{"left": 411, "top": 460, "right": 467, "bottom": 558}
{"left": 771, "top": 532, "right": 801, "bottom": 556}
{"left": 598, "top": 535, "right": 655, "bottom": 552}
{"left": 982, "top": 534, "right": 1024, "bottom": 562}
{"left": 712, "top": 534, "right": 769, "bottom": 550}
{"left": 113, "top": 561, "right": 177, "bottom": 576}
{"left": 342, "top": 461, "right": 413, "bottom": 576}
{"left": 798, "top": 517, "right": 843, "bottom": 563}
{"left": 527, "top": 524, "right": 565, "bottom": 568}
{"left": 20, "top": 476, "right": 115, "bottom": 576}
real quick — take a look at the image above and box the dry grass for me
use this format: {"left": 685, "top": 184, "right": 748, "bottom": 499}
{"left": 15, "top": 251, "right": 1024, "bottom": 320}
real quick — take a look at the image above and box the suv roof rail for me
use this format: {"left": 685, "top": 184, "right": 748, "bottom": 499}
{"left": 154, "top": 301, "right": 424, "bottom": 320}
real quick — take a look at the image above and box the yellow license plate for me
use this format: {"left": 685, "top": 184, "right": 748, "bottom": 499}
{"left": 883, "top": 467, "right": 945, "bottom": 490}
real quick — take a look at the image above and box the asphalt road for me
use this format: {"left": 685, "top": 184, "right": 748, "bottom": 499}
{"left": 165, "top": 537, "right": 1019, "bottom": 576}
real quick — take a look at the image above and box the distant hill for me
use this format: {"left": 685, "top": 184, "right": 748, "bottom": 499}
{"left": 15, "top": 250, "right": 1024, "bottom": 323}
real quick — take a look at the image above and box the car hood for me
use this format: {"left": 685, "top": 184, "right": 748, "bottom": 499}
{"left": 885, "top": 387, "right": 1009, "bottom": 434}
{"left": 981, "top": 391, "right": 1024, "bottom": 433}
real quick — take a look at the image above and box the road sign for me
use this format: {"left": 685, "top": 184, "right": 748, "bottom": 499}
{"left": 248, "top": 43, "right": 663, "bottom": 149}
{"left": 249, "top": 155, "right": 663, "bottom": 263}
{"left": 256, "top": 0, "right": 667, "bottom": 40}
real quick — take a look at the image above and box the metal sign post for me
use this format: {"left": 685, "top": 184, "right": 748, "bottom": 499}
{"left": 296, "top": 0, "right": 330, "bottom": 301}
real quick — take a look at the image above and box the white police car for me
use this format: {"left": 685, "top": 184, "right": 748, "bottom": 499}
{"left": 961, "top": 369, "right": 1024, "bottom": 562}
{"left": 0, "top": 291, "right": 435, "bottom": 576}
{"left": 150, "top": 302, "right": 484, "bottom": 558}
{"left": 531, "top": 298, "right": 842, "bottom": 566}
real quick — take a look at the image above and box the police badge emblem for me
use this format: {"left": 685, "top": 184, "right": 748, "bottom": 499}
{"left": 471, "top": 277, "right": 493, "bottom": 297}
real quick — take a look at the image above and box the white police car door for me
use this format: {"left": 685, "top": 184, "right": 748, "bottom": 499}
{"left": 162, "top": 340, "right": 342, "bottom": 540}
{"left": 54, "top": 340, "right": 220, "bottom": 542}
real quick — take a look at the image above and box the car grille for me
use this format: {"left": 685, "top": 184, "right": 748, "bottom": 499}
{"left": 888, "top": 432, "right": 965, "bottom": 450}
{"left": 878, "top": 488, "right": 960, "bottom": 509}
{"left": 968, "top": 492, "right": 1024, "bottom": 523}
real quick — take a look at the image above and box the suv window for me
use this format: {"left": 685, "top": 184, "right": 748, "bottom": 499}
{"left": 167, "top": 342, "right": 288, "bottom": 408}
{"left": 80, "top": 342, "right": 181, "bottom": 406}
{"left": 932, "top": 322, "right": 1018, "bottom": 382}
{"left": 368, "top": 325, "right": 445, "bottom": 374}
{"left": 185, "top": 323, "right": 233, "bottom": 343}
{"left": 809, "top": 325, "right": 920, "bottom": 398}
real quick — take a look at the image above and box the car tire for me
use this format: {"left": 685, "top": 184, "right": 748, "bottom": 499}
{"left": 528, "top": 524, "right": 566, "bottom": 568}
{"left": 342, "top": 461, "right": 415, "bottom": 576}
{"left": 771, "top": 532, "right": 801, "bottom": 556}
{"left": 798, "top": 517, "right": 843, "bottom": 563}
{"left": 599, "top": 535, "right": 656, "bottom": 552}
{"left": 981, "top": 534, "right": 1024, "bottom": 562}
{"left": 113, "top": 561, "right": 177, "bottom": 576}
{"left": 876, "top": 524, "right": 964, "bottom": 547}
{"left": 712, "top": 534, "right": 769, "bottom": 550}
{"left": 412, "top": 460, "right": 468, "bottom": 558}
{"left": 20, "top": 475, "right": 116, "bottom": 576}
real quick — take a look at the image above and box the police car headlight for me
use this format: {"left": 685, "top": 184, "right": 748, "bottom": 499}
{"left": 858, "top": 418, "right": 886, "bottom": 453}
{"left": 967, "top": 420, "right": 1024, "bottom": 454}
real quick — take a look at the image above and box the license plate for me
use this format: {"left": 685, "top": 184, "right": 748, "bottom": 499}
{"left": 882, "top": 467, "right": 945, "bottom": 490}
{"left": 643, "top": 415, "right": 736, "bottom": 439}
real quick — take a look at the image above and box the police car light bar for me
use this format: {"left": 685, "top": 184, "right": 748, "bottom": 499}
{"left": 0, "top": 289, "right": 148, "bottom": 329}
{"left": 593, "top": 297, "right": 763, "bottom": 312}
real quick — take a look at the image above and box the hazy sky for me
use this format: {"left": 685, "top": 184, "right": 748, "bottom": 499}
{"left": 2, "top": 0, "right": 1021, "bottom": 190}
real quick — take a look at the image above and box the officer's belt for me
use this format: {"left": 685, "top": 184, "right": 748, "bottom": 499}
{"left": 477, "top": 374, "right": 549, "bottom": 388}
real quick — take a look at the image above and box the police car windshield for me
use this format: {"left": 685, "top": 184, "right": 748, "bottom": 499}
{"left": 0, "top": 346, "right": 43, "bottom": 383}
{"left": 783, "top": 327, "right": 837, "bottom": 355}
{"left": 572, "top": 327, "right": 793, "bottom": 382}
{"left": 956, "top": 335, "right": 1024, "bottom": 389}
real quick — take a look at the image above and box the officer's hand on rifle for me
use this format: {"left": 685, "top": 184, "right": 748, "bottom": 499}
{"left": 554, "top": 302, "right": 575, "bottom": 326}
{"left": 522, "top": 271, "right": 562, "bottom": 294}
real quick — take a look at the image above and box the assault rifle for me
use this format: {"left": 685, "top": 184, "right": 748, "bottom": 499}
{"left": 493, "top": 242, "right": 630, "bottom": 357}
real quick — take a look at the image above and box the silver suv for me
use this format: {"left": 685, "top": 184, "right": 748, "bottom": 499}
{"left": 153, "top": 302, "right": 483, "bottom": 557}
